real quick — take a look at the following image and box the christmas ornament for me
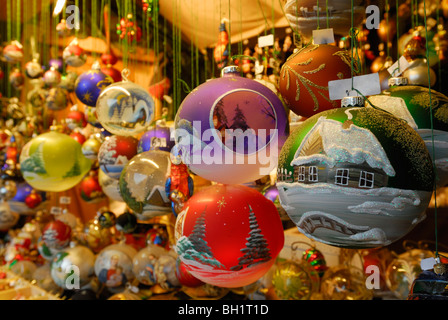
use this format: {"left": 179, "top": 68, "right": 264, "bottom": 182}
{"left": 41, "top": 220, "right": 72, "bottom": 250}
{"left": 79, "top": 171, "right": 105, "bottom": 203}
{"left": 278, "top": 44, "right": 354, "bottom": 118}
{"left": 115, "top": 211, "right": 138, "bottom": 234}
{"left": 0, "top": 201, "right": 19, "bottom": 231}
{"left": 368, "top": 84, "right": 448, "bottom": 188}
{"left": 408, "top": 264, "right": 448, "bottom": 300}
{"left": 175, "top": 257, "right": 204, "bottom": 288}
{"left": 75, "top": 61, "right": 114, "bottom": 107}
{"left": 386, "top": 248, "right": 433, "bottom": 300}
{"left": 98, "top": 210, "right": 116, "bottom": 229}
{"left": 132, "top": 244, "right": 168, "bottom": 286}
{"left": 69, "top": 130, "right": 86, "bottom": 145}
{"left": 25, "top": 58, "right": 44, "bottom": 79}
{"left": 302, "top": 247, "right": 328, "bottom": 277}
{"left": 9, "top": 68, "right": 25, "bottom": 90}
{"left": 56, "top": 19, "right": 71, "bottom": 37}
{"left": 276, "top": 105, "right": 434, "bottom": 248}
{"left": 45, "top": 87, "right": 68, "bottom": 111}
{"left": 76, "top": 218, "right": 112, "bottom": 253}
{"left": 32, "top": 264, "right": 61, "bottom": 294}
{"left": 95, "top": 242, "right": 137, "bottom": 290}
{"left": 25, "top": 190, "right": 43, "bottom": 209}
{"left": 154, "top": 253, "right": 181, "bottom": 291}
{"left": 19, "top": 131, "right": 93, "bottom": 192}
{"left": 59, "top": 71, "right": 78, "bottom": 92}
{"left": 2, "top": 40, "right": 23, "bottom": 63}
{"left": 81, "top": 134, "right": 102, "bottom": 160}
{"left": 98, "top": 134, "right": 139, "bottom": 179}
{"left": 8, "top": 181, "right": 45, "bottom": 214}
{"left": 116, "top": 14, "right": 142, "bottom": 43}
{"left": 43, "top": 66, "right": 62, "bottom": 87}
{"left": 320, "top": 265, "right": 373, "bottom": 300}
{"left": 101, "top": 64, "right": 122, "bottom": 83}
{"left": 119, "top": 150, "right": 172, "bottom": 220}
{"left": 27, "top": 79, "right": 47, "bottom": 110}
{"left": 175, "top": 184, "right": 284, "bottom": 288}
{"left": 98, "top": 168, "right": 124, "bottom": 202}
{"left": 138, "top": 124, "right": 175, "bottom": 153}
{"left": 65, "top": 105, "right": 87, "bottom": 130}
{"left": 48, "top": 58, "right": 63, "bottom": 73}
{"left": 272, "top": 260, "right": 319, "bottom": 300}
{"left": 165, "top": 150, "right": 194, "bottom": 217}
{"left": 55, "top": 210, "right": 82, "bottom": 231}
{"left": 213, "top": 20, "right": 229, "bottom": 69}
{"left": 174, "top": 65, "right": 289, "bottom": 185}
{"left": 50, "top": 245, "right": 96, "bottom": 289}
{"left": 283, "top": 0, "right": 366, "bottom": 40}
{"left": 96, "top": 69, "right": 155, "bottom": 136}
{"left": 62, "top": 38, "right": 87, "bottom": 67}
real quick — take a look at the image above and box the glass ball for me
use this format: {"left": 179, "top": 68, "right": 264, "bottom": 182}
{"left": 46, "top": 87, "right": 68, "bottom": 111}
{"left": 98, "top": 135, "right": 138, "bottom": 179}
{"left": 119, "top": 150, "right": 172, "bottom": 220}
{"left": 132, "top": 244, "right": 168, "bottom": 286}
{"left": 96, "top": 80, "right": 155, "bottom": 136}
{"left": 19, "top": 131, "right": 92, "bottom": 192}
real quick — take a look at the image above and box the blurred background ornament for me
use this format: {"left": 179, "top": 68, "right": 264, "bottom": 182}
{"left": 75, "top": 61, "right": 114, "bottom": 107}
{"left": 43, "top": 66, "right": 62, "bottom": 88}
{"left": 153, "top": 252, "right": 181, "bottom": 292}
{"left": 46, "top": 87, "right": 68, "bottom": 111}
{"left": 2, "top": 40, "right": 23, "bottom": 63}
{"left": 9, "top": 68, "right": 25, "bottom": 91}
{"left": 41, "top": 220, "right": 72, "bottom": 250}
{"left": 59, "top": 71, "right": 78, "bottom": 92}
{"left": 79, "top": 170, "right": 105, "bottom": 203}
{"left": 132, "top": 244, "right": 168, "bottom": 286}
{"left": 115, "top": 211, "right": 138, "bottom": 234}
{"left": 116, "top": 13, "right": 142, "bottom": 43}
{"left": 76, "top": 218, "right": 112, "bottom": 253}
{"left": 98, "top": 209, "right": 117, "bottom": 229}
{"left": 65, "top": 105, "right": 87, "bottom": 130}
{"left": 213, "top": 19, "right": 229, "bottom": 69}
{"left": 25, "top": 57, "right": 44, "bottom": 79}
{"left": 62, "top": 38, "right": 87, "bottom": 68}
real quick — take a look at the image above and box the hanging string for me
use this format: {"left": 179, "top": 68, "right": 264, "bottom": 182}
{"left": 316, "top": 0, "right": 320, "bottom": 30}
{"left": 396, "top": 0, "right": 400, "bottom": 74}
{"left": 325, "top": 0, "right": 329, "bottom": 29}
{"left": 228, "top": 0, "right": 231, "bottom": 64}
{"left": 385, "top": 0, "right": 390, "bottom": 58}
{"left": 436, "top": 0, "right": 442, "bottom": 93}
{"left": 422, "top": 0, "right": 439, "bottom": 260}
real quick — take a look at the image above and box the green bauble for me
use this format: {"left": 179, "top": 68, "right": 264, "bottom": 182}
{"left": 277, "top": 106, "right": 434, "bottom": 249}
{"left": 368, "top": 85, "right": 448, "bottom": 187}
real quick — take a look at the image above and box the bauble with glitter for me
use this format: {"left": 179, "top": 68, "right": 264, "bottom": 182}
{"left": 174, "top": 184, "right": 284, "bottom": 288}
{"left": 75, "top": 62, "right": 114, "bottom": 106}
{"left": 276, "top": 105, "right": 434, "bottom": 248}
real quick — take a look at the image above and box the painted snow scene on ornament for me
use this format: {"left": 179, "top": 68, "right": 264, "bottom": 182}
{"left": 277, "top": 107, "right": 434, "bottom": 249}
{"left": 368, "top": 86, "right": 448, "bottom": 187}
{"left": 96, "top": 81, "right": 155, "bottom": 136}
{"left": 175, "top": 205, "right": 273, "bottom": 288}
{"left": 119, "top": 151, "right": 172, "bottom": 220}
{"left": 211, "top": 90, "right": 276, "bottom": 154}
{"left": 98, "top": 135, "right": 138, "bottom": 179}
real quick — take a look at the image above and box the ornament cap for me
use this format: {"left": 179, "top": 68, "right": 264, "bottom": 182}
{"left": 221, "top": 65, "right": 240, "bottom": 77}
{"left": 341, "top": 95, "right": 365, "bottom": 108}
{"left": 388, "top": 76, "right": 409, "bottom": 87}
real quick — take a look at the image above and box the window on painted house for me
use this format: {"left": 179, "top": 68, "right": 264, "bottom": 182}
{"left": 335, "top": 168, "right": 349, "bottom": 186}
{"left": 308, "top": 166, "right": 318, "bottom": 182}
{"left": 298, "top": 166, "right": 306, "bottom": 182}
{"left": 359, "top": 170, "right": 375, "bottom": 188}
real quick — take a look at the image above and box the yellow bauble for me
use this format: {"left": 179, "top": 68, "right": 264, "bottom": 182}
{"left": 20, "top": 131, "right": 92, "bottom": 192}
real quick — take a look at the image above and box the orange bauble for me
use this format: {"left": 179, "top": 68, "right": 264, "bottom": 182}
{"left": 278, "top": 44, "right": 354, "bottom": 118}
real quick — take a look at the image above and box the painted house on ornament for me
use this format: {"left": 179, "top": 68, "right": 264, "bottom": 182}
{"left": 277, "top": 116, "right": 395, "bottom": 189}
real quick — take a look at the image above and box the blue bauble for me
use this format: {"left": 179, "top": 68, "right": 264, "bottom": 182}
{"left": 138, "top": 125, "right": 175, "bottom": 153}
{"left": 75, "top": 64, "right": 114, "bottom": 107}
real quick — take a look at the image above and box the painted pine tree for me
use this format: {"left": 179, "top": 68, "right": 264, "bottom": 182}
{"left": 63, "top": 155, "right": 81, "bottom": 178}
{"left": 230, "top": 104, "right": 249, "bottom": 131}
{"left": 189, "top": 208, "right": 213, "bottom": 256}
{"left": 21, "top": 142, "right": 47, "bottom": 174}
{"left": 214, "top": 99, "right": 228, "bottom": 127}
{"left": 230, "top": 205, "right": 271, "bottom": 271}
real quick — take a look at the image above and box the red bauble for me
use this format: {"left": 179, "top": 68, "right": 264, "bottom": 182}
{"left": 175, "top": 184, "right": 284, "bottom": 288}
{"left": 25, "top": 191, "right": 42, "bottom": 209}
{"left": 69, "top": 131, "right": 87, "bottom": 145}
{"left": 278, "top": 44, "right": 354, "bottom": 118}
{"left": 101, "top": 65, "right": 122, "bottom": 82}
{"left": 79, "top": 171, "right": 105, "bottom": 203}
{"left": 42, "top": 220, "right": 72, "bottom": 249}
{"left": 175, "top": 258, "right": 204, "bottom": 288}
{"left": 66, "top": 109, "right": 87, "bottom": 130}
{"left": 101, "top": 51, "right": 118, "bottom": 66}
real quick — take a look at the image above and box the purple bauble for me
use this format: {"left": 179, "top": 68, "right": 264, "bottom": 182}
{"left": 75, "top": 62, "right": 114, "bottom": 107}
{"left": 48, "top": 58, "right": 63, "bottom": 73}
{"left": 138, "top": 125, "right": 175, "bottom": 153}
{"left": 174, "top": 66, "right": 289, "bottom": 185}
